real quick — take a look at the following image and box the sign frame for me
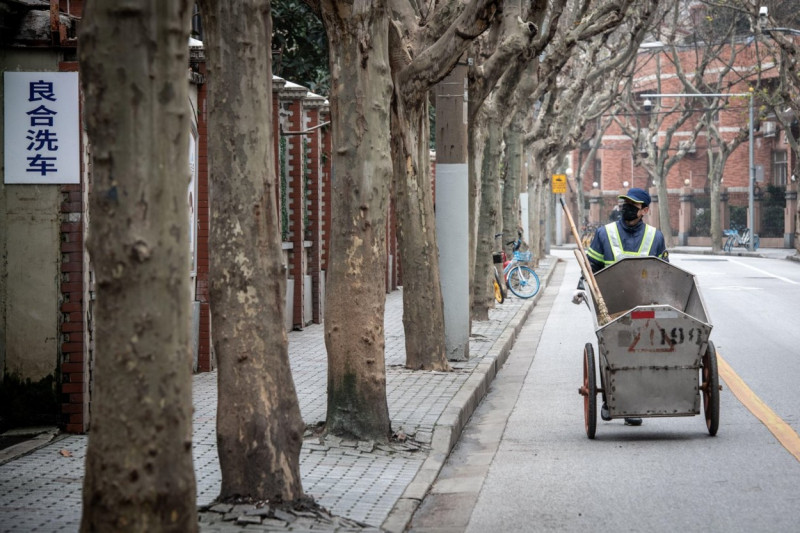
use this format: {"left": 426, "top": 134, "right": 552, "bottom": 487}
{"left": 4, "top": 72, "right": 80, "bottom": 185}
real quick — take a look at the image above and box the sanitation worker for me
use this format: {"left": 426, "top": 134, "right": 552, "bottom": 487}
{"left": 585, "top": 187, "right": 669, "bottom": 426}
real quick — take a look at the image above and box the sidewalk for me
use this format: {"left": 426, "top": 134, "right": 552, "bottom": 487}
{"left": 0, "top": 257, "right": 559, "bottom": 533}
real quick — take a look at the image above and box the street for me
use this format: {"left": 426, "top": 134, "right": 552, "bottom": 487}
{"left": 410, "top": 249, "right": 800, "bottom": 532}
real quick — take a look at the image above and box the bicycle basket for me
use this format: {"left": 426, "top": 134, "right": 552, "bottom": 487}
{"left": 492, "top": 252, "right": 503, "bottom": 264}
{"left": 513, "top": 251, "right": 532, "bottom": 262}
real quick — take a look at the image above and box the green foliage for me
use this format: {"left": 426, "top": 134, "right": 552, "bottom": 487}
{"left": 730, "top": 205, "right": 747, "bottom": 229}
{"left": 272, "top": 1, "right": 329, "bottom": 95}
{"left": 303, "top": 137, "right": 311, "bottom": 231}
{"left": 761, "top": 184, "right": 785, "bottom": 237}
{"left": 430, "top": 105, "right": 436, "bottom": 151}
{"left": 763, "top": 184, "right": 786, "bottom": 207}
{"left": 762, "top": 206, "right": 785, "bottom": 237}
{"left": 280, "top": 136, "right": 289, "bottom": 241}
{"left": 691, "top": 196, "right": 711, "bottom": 236}
{"left": 692, "top": 209, "right": 710, "bottom": 236}
{"left": 728, "top": 186, "right": 785, "bottom": 237}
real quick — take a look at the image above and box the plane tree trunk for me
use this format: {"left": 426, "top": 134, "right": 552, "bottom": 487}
{"left": 79, "top": 1, "right": 197, "bottom": 530}
{"left": 316, "top": 0, "right": 394, "bottom": 441}
{"left": 199, "top": 0, "right": 306, "bottom": 501}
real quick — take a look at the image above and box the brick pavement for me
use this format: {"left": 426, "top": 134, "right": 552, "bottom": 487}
{"left": 0, "top": 258, "right": 558, "bottom": 533}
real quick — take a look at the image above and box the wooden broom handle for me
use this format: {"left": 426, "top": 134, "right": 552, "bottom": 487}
{"left": 559, "top": 198, "right": 610, "bottom": 325}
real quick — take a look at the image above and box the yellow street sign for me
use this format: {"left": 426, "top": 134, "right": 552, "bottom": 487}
{"left": 552, "top": 174, "right": 567, "bottom": 194}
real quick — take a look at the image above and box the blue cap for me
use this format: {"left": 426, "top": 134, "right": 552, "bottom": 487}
{"left": 618, "top": 187, "right": 651, "bottom": 207}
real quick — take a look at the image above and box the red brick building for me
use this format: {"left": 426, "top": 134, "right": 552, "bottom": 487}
{"left": 569, "top": 41, "right": 798, "bottom": 249}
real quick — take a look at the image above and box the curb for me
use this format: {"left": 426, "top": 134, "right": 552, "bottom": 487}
{"left": 381, "top": 258, "right": 561, "bottom": 532}
{"left": 0, "top": 427, "right": 62, "bottom": 466}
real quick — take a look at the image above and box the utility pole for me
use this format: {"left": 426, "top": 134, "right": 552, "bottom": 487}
{"left": 435, "top": 61, "right": 470, "bottom": 361}
{"left": 643, "top": 92, "right": 755, "bottom": 251}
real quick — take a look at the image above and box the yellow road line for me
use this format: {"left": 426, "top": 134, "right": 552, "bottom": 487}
{"left": 717, "top": 352, "right": 800, "bottom": 462}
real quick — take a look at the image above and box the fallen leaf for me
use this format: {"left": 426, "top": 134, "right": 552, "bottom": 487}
{"left": 59, "top": 449, "right": 73, "bottom": 457}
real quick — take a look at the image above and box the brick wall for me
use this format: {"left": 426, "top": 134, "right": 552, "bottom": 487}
{"left": 195, "top": 63, "right": 212, "bottom": 372}
{"left": 573, "top": 41, "right": 795, "bottom": 237}
{"left": 58, "top": 61, "right": 89, "bottom": 433}
{"left": 59, "top": 212, "right": 88, "bottom": 433}
{"left": 304, "top": 98, "right": 325, "bottom": 324}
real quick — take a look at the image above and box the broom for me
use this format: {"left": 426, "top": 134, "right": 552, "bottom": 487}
{"left": 559, "top": 198, "right": 611, "bottom": 325}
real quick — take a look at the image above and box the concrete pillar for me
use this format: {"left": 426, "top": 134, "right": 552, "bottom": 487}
{"left": 589, "top": 189, "right": 602, "bottom": 226}
{"left": 648, "top": 186, "right": 660, "bottom": 231}
{"left": 785, "top": 182, "right": 797, "bottom": 248}
{"left": 678, "top": 186, "right": 693, "bottom": 246}
{"left": 304, "top": 101, "right": 324, "bottom": 324}
{"left": 435, "top": 62, "right": 469, "bottom": 361}
{"left": 752, "top": 187, "right": 763, "bottom": 234}
{"left": 520, "top": 192, "right": 529, "bottom": 245}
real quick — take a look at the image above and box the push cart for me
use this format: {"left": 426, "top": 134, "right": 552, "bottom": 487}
{"left": 579, "top": 256, "right": 720, "bottom": 439}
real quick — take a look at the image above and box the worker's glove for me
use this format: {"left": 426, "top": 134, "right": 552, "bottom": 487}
{"left": 571, "top": 290, "right": 587, "bottom": 305}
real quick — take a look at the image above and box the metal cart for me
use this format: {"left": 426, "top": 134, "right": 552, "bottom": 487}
{"left": 580, "top": 256, "right": 720, "bottom": 439}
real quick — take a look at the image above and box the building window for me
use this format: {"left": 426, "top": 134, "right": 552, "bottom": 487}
{"left": 594, "top": 157, "right": 602, "bottom": 187}
{"left": 772, "top": 150, "right": 787, "bottom": 186}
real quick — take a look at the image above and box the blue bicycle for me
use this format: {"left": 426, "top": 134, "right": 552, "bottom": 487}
{"left": 723, "top": 226, "right": 759, "bottom": 252}
{"left": 494, "top": 233, "right": 541, "bottom": 299}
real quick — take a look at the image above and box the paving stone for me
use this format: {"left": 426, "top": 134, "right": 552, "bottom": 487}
{"left": 260, "top": 517, "right": 289, "bottom": 528}
{"left": 273, "top": 508, "right": 297, "bottom": 523}
{"left": 244, "top": 505, "right": 273, "bottom": 517}
{"left": 0, "top": 260, "right": 557, "bottom": 532}
{"left": 235, "top": 514, "right": 263, "bottom": 525}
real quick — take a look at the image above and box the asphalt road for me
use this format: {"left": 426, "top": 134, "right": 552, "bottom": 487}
{"left": 410, "top": 249, "right": 800, "bottom": 533}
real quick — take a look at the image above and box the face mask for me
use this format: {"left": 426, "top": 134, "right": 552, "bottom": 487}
{"left": 620, "top": 203, "right": 641, "bottom": 222}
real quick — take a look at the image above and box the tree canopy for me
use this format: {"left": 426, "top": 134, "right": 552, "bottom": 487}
{"left": 273, "top": 0, "right": 329, "bottom": 93}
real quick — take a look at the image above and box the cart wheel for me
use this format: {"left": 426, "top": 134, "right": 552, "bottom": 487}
{"left": 582, "top": 343, "right": 597, "bottom": 439}
{"left": 702, "top": 341, "right": 720, "bottom": 436}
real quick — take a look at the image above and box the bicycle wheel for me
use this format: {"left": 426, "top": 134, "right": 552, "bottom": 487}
{"left": 493, "top": 268, "right": 505, "bottom": 304}
{"left": 724, "top": 235, "right": 734, "bottom": 252}
{"left": 507, "top": 266, "right": 540, "bottom": 299}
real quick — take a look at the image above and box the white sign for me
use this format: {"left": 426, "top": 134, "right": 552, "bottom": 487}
{"left": 4, "top": 72, "right": 80, "bottom": 184}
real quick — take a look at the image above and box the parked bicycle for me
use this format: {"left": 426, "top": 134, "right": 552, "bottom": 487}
{"left": 723, "top": 225, "right": 760, "bottom": 252}
{"left": 580, "top": 223, "right": 600, "bottom": 249}
{"left": 491, "top": 250, "right": 507, "bottom": 304}
{"left": 493, "top": 233, "right": 541, "bottom": 299}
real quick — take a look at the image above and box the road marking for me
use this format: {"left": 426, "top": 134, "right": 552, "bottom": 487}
{"left": 707, "top": 286, "right": 762, "bottom": 291}
{"left": 728, "top": 259, "right": 799, "bottom": 285}
{"left": 717, "top": 352, "right": 800, "bottom": 463}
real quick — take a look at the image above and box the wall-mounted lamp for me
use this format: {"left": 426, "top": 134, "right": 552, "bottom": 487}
{"left": 623, "top": 181, "right": 629, "bottom": 188}
{"left": 684, "top": 179, "right": 691, "bottom": 186}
